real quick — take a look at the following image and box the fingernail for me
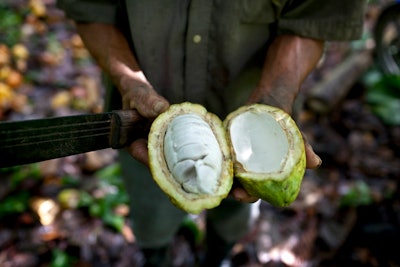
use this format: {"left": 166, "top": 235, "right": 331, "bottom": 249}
{"left": 315, "top": 155, "right": 322, "bottom": 168}
{"left": 153, "top": 101, "right": 166, "bottom": 114}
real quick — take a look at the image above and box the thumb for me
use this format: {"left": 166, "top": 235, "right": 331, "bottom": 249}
{"left": 127, "top": 139, "right": 149, "bottom": 166}
{"left": 303, "top": 135, "right": 322, "bottom": 169}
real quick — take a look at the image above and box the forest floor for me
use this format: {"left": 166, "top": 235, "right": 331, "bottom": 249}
{"left": 0, "top": 1, "right": 399, "bottom": 267}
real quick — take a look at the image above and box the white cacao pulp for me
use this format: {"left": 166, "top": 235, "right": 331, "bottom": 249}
{"left": 224, "top": 104, "right": 306, "bottom": 207}
{"left": 229, "top": 111, "right": 289, "bottom": 174}
{"left": 163, "top": 114, "right": 222, "bottom": 195}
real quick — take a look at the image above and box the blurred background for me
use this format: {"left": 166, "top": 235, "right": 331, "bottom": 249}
{"left": 0, "top": 0, "right": 399, "bottom": 266}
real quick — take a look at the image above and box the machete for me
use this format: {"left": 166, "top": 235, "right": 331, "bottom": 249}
{"left": 0, "top": 110, "right": 150, "bottom": 168}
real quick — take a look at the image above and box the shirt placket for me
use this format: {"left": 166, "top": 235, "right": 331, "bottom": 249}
{"left": 184, "top": 0, "right": 213, "bottom": 104}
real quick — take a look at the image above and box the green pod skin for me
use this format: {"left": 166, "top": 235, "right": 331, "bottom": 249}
{"left": 236, "top": 151, "right": 306, "bottom": 206}
{"left": 224, "top": 104, "right": 306, "bottom": 207}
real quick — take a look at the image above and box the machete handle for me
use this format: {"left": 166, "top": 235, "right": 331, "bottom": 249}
{"left": 110, "top": 110, "right": 151, "bottom": 149}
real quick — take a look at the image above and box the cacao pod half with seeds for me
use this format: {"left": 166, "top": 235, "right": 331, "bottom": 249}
{"left": 148, "top": 102, "right": 306, "bottom": 214}
{"left": 148, "top": 102, "right": 233, "bottom": 214}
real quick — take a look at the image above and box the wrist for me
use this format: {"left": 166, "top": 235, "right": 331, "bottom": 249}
{"left": 109, "top": 62, "right": 150, "bottom": 95}
{"left": 250, "top": 35, "right": 324, "bottom": 114}
{"left": 248, "top": 85, "right": 297, "bottom": 114}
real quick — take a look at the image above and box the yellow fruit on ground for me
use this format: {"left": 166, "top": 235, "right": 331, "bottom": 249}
{"left": 6, "top": 70, "right": 23, "bottom": 89}
{"left": 0, "top": 82, "right": 14, "bottom": 108}
{"left": 12, "top": 44, "right": 29, "bottom": 60}
{"left": 0, "top": 44, "right": 10, "bottom": 66}
{"left": 51, "top": 91, "right": 71, "bottom": 109}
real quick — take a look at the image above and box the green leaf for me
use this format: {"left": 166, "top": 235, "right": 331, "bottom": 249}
{"left": 6, "top": 164, "right": 41, "bottom": 189}
{"left": 51, "top": 249, "right": 76, "bottom": 267}
{"left": 78, "top": 191, "right": 94, "bottom": 207}
{"left": 60, "top": 175, "right": 81, "bottom": 187}
{"left": 0, "top": 5, "right": 23, "bottom": 46}
{"left": 366, "top": 74, "right": 400, "bottom": 125}
{"left": 95, "top": 163, "right": 122, "bottom": 180}
{"left": 340, "top": 180, "right": 373, "bottom": 207}
{"left": 89, "top": 202, "right": 103, "bottom": 218}
{"left": 104, "top": 191, "right": 129, "bottom": 206}
{"left": 95, "top": 163, "right": 127, "bottom": 190}
{"left": 88, "top": 193, "right": 127, "bottom": 232}
{"left": 85, "top": 164, "right": 129, "bottom": 231}
{"left": 0, "top": 191, "right": 30, "bottom": 217}
{"left": 181, "top": 216, "right": 204, "bottom": 245}
{"left": 102, "top": 211, "right": 125, "bottom": 232}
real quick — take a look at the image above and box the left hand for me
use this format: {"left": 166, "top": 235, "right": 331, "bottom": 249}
{"left": 230, "top": 35, "right": 325, "bottom": 203}
{"left": 230, "top": 136, "right": 322, "bottom": 203}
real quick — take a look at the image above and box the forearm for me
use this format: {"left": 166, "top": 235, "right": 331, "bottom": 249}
{"left": 248, "top": 35, "right": 324, "bottom": 114}
{"left": 75, "top": 23, "right": 148, "bottom": 95}
{"left": 75, "top": 23, "right": 168, "bottom": 118}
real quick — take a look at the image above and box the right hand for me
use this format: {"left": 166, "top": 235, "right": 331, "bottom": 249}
{"left": 75, "top": 23, "right": 168, "bottom": 166}
{"left": 121, "top": 80, "right": 169, "bottom": 119}
{"left": 119, "top": 77, "right": 170, "bottom": 166}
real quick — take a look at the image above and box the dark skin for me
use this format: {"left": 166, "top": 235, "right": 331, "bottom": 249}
{"left": 76, "top": 23, "right": 324, "bottom": 202}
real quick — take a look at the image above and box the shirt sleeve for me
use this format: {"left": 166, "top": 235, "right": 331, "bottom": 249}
{"left": 56, "top": 0, "right": 117, "bottom": 24}
{"left": 276, "top": 0, "right": 367, "bottom": 41}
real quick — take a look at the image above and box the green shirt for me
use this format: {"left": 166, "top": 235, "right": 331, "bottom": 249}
{"left": 57, "top": 0, "right": 366, "bottom": 116}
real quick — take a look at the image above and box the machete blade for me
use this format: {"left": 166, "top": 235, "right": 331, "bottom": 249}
{"left": 0, "top": 110, "right": 148, "bottom": 168}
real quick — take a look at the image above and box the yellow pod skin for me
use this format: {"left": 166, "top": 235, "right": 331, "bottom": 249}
{"left": 148, "top": 102, "right": 233, "bottom": 214}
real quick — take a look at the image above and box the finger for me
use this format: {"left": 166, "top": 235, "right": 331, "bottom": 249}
{"left": 124, "top": 86, "right": 169, "bottom": 119}
{"left": 302, "top": 134, "right": 322, "bottom": 169}
{"left": 231, "top": 187, "right": 259, "bottom": 203}
{"left": 135, "top": 94, "right": 169, "bottom": 119}
{"left": 126, "top": 138, "right": 149, "bottom": 166}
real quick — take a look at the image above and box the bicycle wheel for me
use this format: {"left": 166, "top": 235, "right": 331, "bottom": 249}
{"left": 374, "top": 3, "right": 400, "bottom": 75}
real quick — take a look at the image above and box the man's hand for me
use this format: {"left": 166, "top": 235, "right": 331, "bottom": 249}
{"left": 231, "top": 34, "right": 324, "bottom": 202}
{"left": 247, "top": 34, "right": 324, "bottom": 169}
{"left": 122, "top": 81, "right": 169, "bottom": 165}
{"left": 121, "top": 82, "right": 169, "bottom": 118}
{"left": 76, "top": 23, "right": 169, "bottom": 165}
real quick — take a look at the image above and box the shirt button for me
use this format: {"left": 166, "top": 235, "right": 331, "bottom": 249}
{"left": 193, "top": 34, "right": 202, "bottom": 43}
